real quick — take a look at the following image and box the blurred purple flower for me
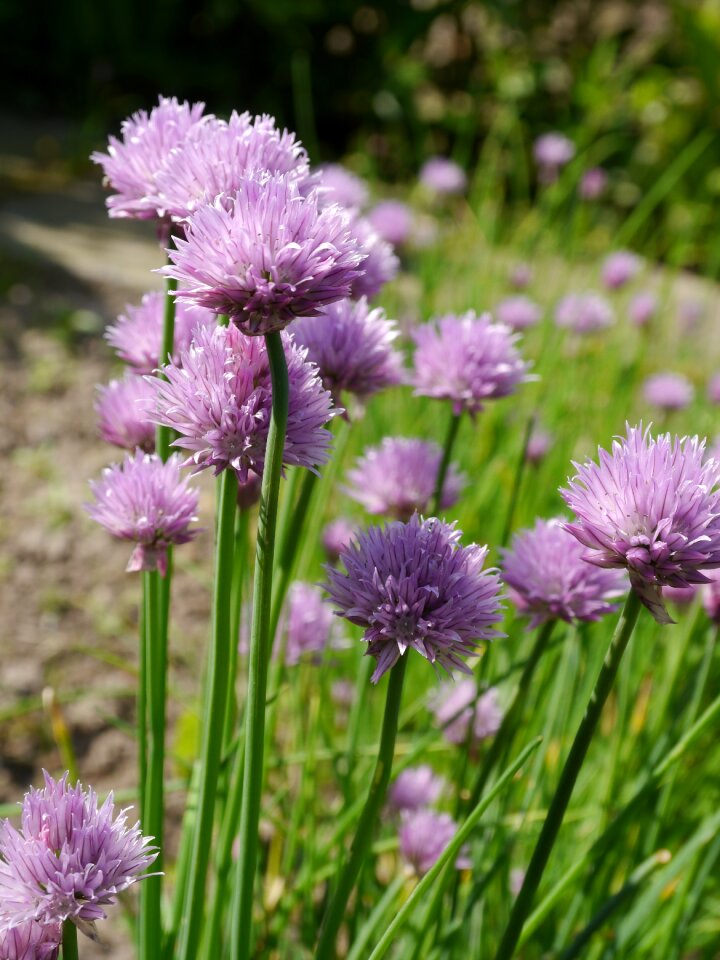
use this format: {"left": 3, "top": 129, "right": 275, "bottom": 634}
{"left": 411, "top": 311, "right": 533, "bottom": 416}
{"left": 554, "top": 292, "right": 615, "bottom": 334}
{"left": 0, "top": 920, "right": 61, "bottom": 960}
{"left": 322, "top": 518, "right": 357, "bottom": 563}
{"left": 284, "top": 582, "right": 335, "bottom": 666}
{"left": 662, "top": 584, "right": 698, "bottom": 606}
{"left": 0, "top": 772, "right": 156, "bottom": 929}
{"left": 643, "top": 373, "right": 694, "bottom": 412}
{"left": 578, "top": 167, "right": 607, "bottom": 200}
{"left": 500, "top": 518, "right": 626, "bottom": 627}
{"left": 601, "top": 251, "right": 641, "bottom": 290}
{"left": 367, "top": 200, "right": 413, "bottom": 248}
{"left": 91, "top": 95, "right": 206, "bottom": 220}
{"left": 388, "top": 766, "right": 445, "bottom": 813}
{"left": 702, "top": 569, "right": 720, "bottom": 623}
{"left": 161, "top": 174, "right": 365, "bottom": 335}
{"left": 95, "top": 371, "right": 156, "bottom": 453}
{"left": 316, "top": 164, "right": 369, "bottom": 212}
{"left": 399, "top": 810, "right": 469, "bottom": 875}
{"left": 347, "top": 217, "right": 399, "bottom": 300}
{"left": 324, "top": 515, "right": 504, "bottom": 683}
{"left": 86, "top": 451, "right": 199, "bottom": 575}
{"left": 628, "top": 291, "right": 658, "bottom": 328}
{"left": 510, "top": 868, "right": 526, "bottom": 897}
{"left": 146, "top": 323, "right": 336, "bottom": 481}
{"left": 561, "top": 424, "right": 720, "bottom": 623}
{"left": 236, "top": 471, "right": 262, "bottom": 511}
{"left": 431, "top": 681, "right": 502, "bottom": 745}
{"left": 344, "top": 437, "right": 463, "bottom": 520}
{"left": 495, "top": 296, "right": 542, "bottom": 331}
{"left": 292, "top": 297, "right": 403, "bottom": 404}
{"left": 526, "top": 427, "right": 552, "bottom": 464}
{"left": 707, "top": 373, "right": 720, "bottom": 405}
{"left": 533, "top": 133, "right": 575, "bottom": 182}
{"left": 678, "top": 299, "right": 705, "bottom": 330}
{"left": 105, "top": 291, "right": 216, "bottom": 373}
{"left": 419, "top": 157, "right": 467, "bottom": 195}
{"left": 509, "top": 263, "right": 533, "bottom": 290}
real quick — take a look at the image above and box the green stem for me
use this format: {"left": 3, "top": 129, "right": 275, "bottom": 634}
{"left": 315, "top": 657, "right": 408, "bottom": 960}
{"left": 62, "top": 921, "right": 79, "bottom": 960}
{"left": 494, "top": 591, "right": 643, "bottom": 960}
{"left": 175, "top": 468, "right": 239, "bottom": 960}
{"left": 500, "top": 415, "right": 534, "bottom": 547}
{"left": 232, "top": 332, "right": 289, "bottom": 960}
{"left": 432, "top": 412, "right": 461, "bottom": 514}
{"left": 223, "top": 508, "right": 250, "bottom": 753}
{"left": 156, "top": 276, "right": 177, "bottom": 460}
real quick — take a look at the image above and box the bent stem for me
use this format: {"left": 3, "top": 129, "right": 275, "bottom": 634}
{"left": 315, "top": 656, "right": 408, "bottom": 960}
{"left": 494, "top": 590, "right": 643, "bottom": 960}
{"left": 62, "top": 921, "right": 79, "bottom": 960}
{"left": 232, "top": 332, "right": 289, "bottom": 960}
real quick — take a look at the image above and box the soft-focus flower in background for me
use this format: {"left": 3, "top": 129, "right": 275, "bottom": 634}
{"left": 346, "top": 217, "right": 400, "bottom": 300}
{"left": 316, "top": 164, "right": 369, "bottom": 212}
{"left": 388, "top": 766, "right": 445, "bottom": 813}
{"left": 642, "top": 373, "right": 694, "bottom": 412}
{"left": 526, "top": 426, "right": 553, "bottom": 464}
{"left": 431, "top": 681, "right": 502, "bottom": 746}
{"left": 95, "top": 372, "right": 157, "bottom": 453}
{"left": 495, "top": 296, "right": 542, "bottom": 331}
{"left": 601, "top": 251, "right": 641, "bottom": 290}
{"left": 322, "top": 519, "right": 357, "bottom": 564}
{"left": 0, "top": 919, "right": 61, "bottom": 960}
{"left": 533, "top": 132, "right": 575, "bottom": 182}
{"left": 399, "top": 810, "right": 469, "bottom": 875}
{"left": 509, "top": 263, "right": 533, "bottom": 290}
{"left": 86, "top": 451, "right": 200, "bottom": 575}
{"left": 628, "top": 291, "right": 658, "bottom": 328}
{"left": 578, "top": 167, "right": 607, "bottom": 201}
{"left": 367, "top": 200, "right": 413, "bottom": 248}
{"left": 419, "top": 157, "right": 467, "bottom": 195}
{"left": 283, "top": 582, "right": 335, "bottom": 666}
{"left": 702, "top": 569, "right": 720, "bottom": 623}
{"left": 344, "top": 437, "right": 464, "bottom": 520}
{"left": 707, "top": 372, "right": 720, "bottom": 405}
{"left": 325, "top": 516, "right": 504, "bottom": 682}
{"left": 554, "top": 292, "right": 614, "bottom": 335}
{"left": 662, "top": 584, "right": 698, "bottom": 606}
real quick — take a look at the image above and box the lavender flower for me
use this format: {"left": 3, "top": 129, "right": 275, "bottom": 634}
{"left": 284, "top": 582, "right": 334, "bottom": 666}
{"left": 509, "top": 263, "right": 532, "bottom": 290}
{"left": 95, "top": 372, "right": 156, "bottom": 453}
{"left": 146, "top": 323, "right": 336, "bottom": 481}
{"left": 554, "top": 292, "right": 614, "bottom": 334}
{"left": 431, "top": 681, "right": 502, "bottom": 745}
{"left": 399, "top": 810, "right": 468, "bottom": 875}
{"left": 0, "top": 772, "right": 156, "bottom": 929}
{"left": 702, "top": 570, "right": 720, "bottom": 623}
{"left": 344, "top": 437, "right": 464, "bottom": 520}
{"left": 410, "top": 311, "right": 532, "bottom": 415}
{"left": 292, "top": 298, "right": 403, "bottom": 403}
{"left": 602, "top": 251, "right": 641, "bottom": 290}
{"left": 500, "top": 518, "right": 626, "bottom": 627}
{"left": 0, "top": 920, "right": 61, "bottom": 960}
{"left": 152, "top": 111, "right": 310, "bottom": 220}
{"left": 533, "top": 133, "right": 575, "bottom": 182}
{"left": 419, "top": 157, "right": 467, "bottom": 195}
{"left": 643, "top": 373, "right": 694, "bottom": 412}
{"left": 85, "top": 451, "right": 199, "bottom": 575}
{"left": 578, "top": 167, "right": 607, "bottom": 200}
{"left": 236, "top": 472, "right": 262, "bottom": 511}
{"left": 628, "top": 291, "right": 658, "bottom": 328}
{"left": 347, "top": 217, "right": 399, "bottom": 300}
{"left": 388, "top": 766, "right": 445, "bottom": 813}
{"left": 367, "top": 200, "right": 413, "bottom": 248}
{"left": 707, "top": 373, "right": 720, "bottom": 405}
{"left": 561, "top": 424, "right": 720, "bottom": 623}
{"left": 324, "top": 515, "right": 504, "bottom": 682}
{"left": 91, "top": 96, "right": 206, "bottom": 220}
{"left": 526, "top": 427, "right": 552, "bottom": 464}
{"left": 105, "top": 291, "right": 216, "bottom": 373}
{"left": 317, "top": 164, "right": 369, "bottom": 211}
{"left": 495, "top": 296, "right": 542, "bottom": 331}
{"left": 322, "top": 519, "right": 357, "bottom": 563}
{"left": 162, "top": 174, "right": 365, "bottom": 335}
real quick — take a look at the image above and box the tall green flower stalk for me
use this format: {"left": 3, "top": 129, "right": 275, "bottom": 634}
{"left": 232, "top": 332, "right": 290, "bottom": 960}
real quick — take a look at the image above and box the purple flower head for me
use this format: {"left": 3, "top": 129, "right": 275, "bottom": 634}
{"left": 509, "top": 263, "right": 533, "bottom": 290}
{"left": 602, "top": 251, "right": 641, "bottom": 290}
{"left": 316, "top": 164, "right": 369, "bottom": 212}
{"left": 554, "top": 292, "right": 614, "bottom": 335}
{"left": 419, "top": 157, "right": 467, "bottom": 195}
{"left": 578, "top": 166, "right": 608, "bottom": 201}
{"left": 0, "top": 920, "right": 61, "bottom": 960}
{"left": 399, "top": 810, "right": 468, "bottom": 875}
{"left": 146, "top": 323, "right": 336, "bottom": 481}
{"left": 628, "top": 291, "right": 658, "bottom": 328}
{"left": 324, "top": 515, "right": 504, "bottom": 683}
{"left": 91, "top": 96, "right": 206, "bottom": 220}
{"left": 152, "top": 111, "right": 310, "bottom": 221}
{"left": 500, "top": 518, "right": 626, "bottom": 628}
{"left": 526, "top": 427, "right": 552, "bottom": 464}
{"left": 678, "top": 299, "right": 705, "bottom": 330}
{"left": 561, "top": 424, "right": 720, "bottom": 624}
{"left": 643, "top": 373, "right": 694, "bottom": 412}
{"left": 85, "top": 451, "right": 199, "bottom": 575}
{"left": 105, "top": 291, "right": 216, "bottom": 374}
{"left": 410, "top": 311, "right": 533, "bottom": 416}
{"left": 707, "top": 373, "right": 720, "bottom": 405}
{"left": 533, "top": 133, "right": 575, "bottom": 181}
{"left": 292, "top": 298, "right": 403, "bottom": 404}
{"left": 388, "top": 766, "right": 445, "bottom": 813}
{"left": 322, "top": 519, "right": 357, "bottom": 563}
{"left": 161, "top": 174, "right": 366, "bottom": 336}
{"left": 702, "top": 569, "right": 720, "bottom": 623}
{"left": 495, "top": 296, "right": 542, "bottom": 331}
{"left": 344, "top": 437, "right": 464, "bottom": 520}
{"left": 431, "top": 681, "right": 502, "bottom": 745}
{"left": 0, "top": 772, "right": 156, "bottom": 930}
{"left": 366, "top": 200, "right": 413, "bottom": 248}
{"left": 95, "top": 372, "right": 156, "bottom": 453}
{"left": 236, "top": 471, "right": 262, "bottom": 511}
{"left": 346, "top": 217, "right": 399, "bottom": 300}
{"left": 284, "top": 582, "right": 335, "bottom": 666}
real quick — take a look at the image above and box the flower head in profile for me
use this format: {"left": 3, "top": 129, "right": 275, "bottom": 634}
{"left": 602, "top": 251, "right": 641, "bottom": 290}
{"left": 367, "top": 200, "right": 413, "bottom": 248}
{"left": 431, "top": 681, "right": 502, "bottom": 745}
{"left": 346, "top": 217, "right": 399, "bottom": 300}
{"left": 146, "top": 323, "right": 336, "bottom": 481}
{"left": 399, "top": 810, "right": 469, "bottom": 876}
{"left": 533, "top": 133, "right": 575, "bottom": 181}
{"left": 628, "top": 291, "right": 658, "bottom": 328}
{"left": 388, "top": 766, "right": 445, "bottom": 813}
{"left": 152, "top": 111, "right": 310, "bottom": 220}
{"left": 85, "top": 451, "right": 199, "bottom": 575}
{"left": 316, "top": 164, "right": 369, "bottom": 212}
{"left": 162, "top": 174, "right": 365, "bottom": 336}
{"left": 292, "top": 298, "right": 403, "bottom": 404}
{"left": 0, "top": 920, "right": 61, "bottom": 960}
{"left": 284, "top": 582, "right": 335, "bottom": 666}
{"left": 325, "top": 515, "right": 504, "bottom": 683}
{"left": 500, "top": 518, "right": 626, "bottom": 627}
{"left": 0, "top": 772, "right": 156, "bottom": 930}
{"left": 643, "top": 373, "right": 694, "bottom": 412}
{"left": 554, "top": 292, "right": 614, "bottom": 335}
{"left": 91, "top": 95, "right": 206, "bottom": 220}
{"left": 105, "top": 291, "right": 216, "bottom": 373}
{"left": 95, "top": 372, "right": 157, "bottom": 453}
{"left": 495, "top": 296, "right": 542, "bottom": 331}
{"left": 579, "top": 167, "right": 607, "bottom": 200}
{"left": 561, "top": 424, "right": 720, "bottom": 623}
{"left": 344, "top": 437, "right": 463, "bottom": 520}
{"left": 411, "top": 311, "right": 533, "bottom": 415}
{"left": 419, "top": 157, "right": 467, "bottom": 195}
